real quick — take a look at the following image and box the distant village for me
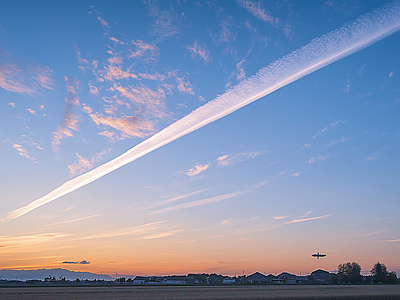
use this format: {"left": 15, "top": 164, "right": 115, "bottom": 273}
{"left": 1, "top": 262, "right": 399, "bottom": 286}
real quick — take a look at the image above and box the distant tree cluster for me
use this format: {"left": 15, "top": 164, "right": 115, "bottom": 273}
{"left": 337, "top": 262, "right": 363, "bottom": 284}
{"left": 371, "top": 262, "right": 398, "bottom": 284}
{"left": 337, "top": 262, "right": 398, "bottom": 284}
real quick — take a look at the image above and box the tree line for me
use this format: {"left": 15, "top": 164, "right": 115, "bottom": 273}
{"left": 338, "top": 262, "right": 397, "bottom": 284}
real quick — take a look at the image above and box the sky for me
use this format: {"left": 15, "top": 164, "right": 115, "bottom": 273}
{"left": 0, "top": 0, "right": 399, "bottom": 278}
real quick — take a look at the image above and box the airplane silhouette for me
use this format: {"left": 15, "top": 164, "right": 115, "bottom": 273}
{"left": 312, "top": 252, "right": 326, "bottom": 259}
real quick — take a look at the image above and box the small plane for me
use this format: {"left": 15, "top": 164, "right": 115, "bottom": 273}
{"left": 312, "top": 252, "right": 326, "bottom": 259}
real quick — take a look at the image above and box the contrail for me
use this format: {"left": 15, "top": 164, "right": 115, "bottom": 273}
{"left": 3, "top": 1, "right": 400, "bottom": 221}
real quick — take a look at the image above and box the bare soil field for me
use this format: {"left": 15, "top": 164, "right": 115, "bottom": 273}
{"left": 1, "top": 285, "right": 400, "bottom": 300}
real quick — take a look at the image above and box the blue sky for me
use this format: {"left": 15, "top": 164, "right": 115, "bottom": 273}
{"left": 0, "top": 0, "right": 399, "bottom": 276}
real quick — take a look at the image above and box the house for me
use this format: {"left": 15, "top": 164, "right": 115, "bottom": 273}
{"left": 310, "top": 270, "right": 338, "bottom": 284}
{"left": 246, "top": 272, "right": 270, "bottom": 284}
{"left": 132, "top": 276, "right": 147, "bottom": 284}
{"left": 207, "top": 274, "right": 223, "bottom": 285}
{"left": 162, "top": 276, "right": 198, "bottom": 285}
{"left": 275, "top": 272, "right": 297, "bottom": 284}
{"left": 222, "top": 277, "right": 236, "bottom": 284}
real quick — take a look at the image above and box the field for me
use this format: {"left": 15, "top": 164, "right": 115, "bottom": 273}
{"left": 1, "top": 285, "right": 400, "bottom": 300}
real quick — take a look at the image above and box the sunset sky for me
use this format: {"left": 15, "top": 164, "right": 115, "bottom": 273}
{"left": 1, "top": 0, "right": 399, "bottom": 278}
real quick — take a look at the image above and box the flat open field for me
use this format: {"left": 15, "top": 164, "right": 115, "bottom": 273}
{"left": 1, "top": 285, "right": 400, "bottom": 300}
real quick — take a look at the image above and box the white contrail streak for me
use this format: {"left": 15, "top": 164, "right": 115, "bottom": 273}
{"left": 3, "top": 1, "right": 400, "bottom": 221}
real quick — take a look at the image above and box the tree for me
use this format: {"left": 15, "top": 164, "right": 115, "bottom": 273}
{"left": 371, "top": 262, "right": 398, "bottom": 284}
{"left": 337, "top": 262, "right": 363, "bottom": 284}
{"left": 371, "top": 262, "right": 388, "bottom": 283}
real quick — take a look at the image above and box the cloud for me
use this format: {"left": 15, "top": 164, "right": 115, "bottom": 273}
{"left": 292, "top": 172, "right": 301, "bottom": 177}
{"left": 186, "top": 163, "right": 210, "bottom": 176}
{"left": 8, "top": 102, "right": 15, "bottom": 107}
{"left": 389, "top": 71, "right": 394, "bottom": 78}
{"left": 285, "top": 214, "right": 331, "bottom": 224}
{"left": 2, "top": 139, "right": 38, "bottom": 163}
{"left": 129, "top": 39, "right": 160, "bottom": 61}
{"left": 252, "top": 171, "right": 286, "bottom": 188}
{"left": 328, "top": 137, "right": 351, "bottom": 147}
{"left": 237, "top": 0, "right": 277, "bottom": 25}
{"left": 380, "top": 239, "right": 400, "bottom": 243}
{"left": 341, "top": 79, "right": 351, "bottom": 93}
{"left": 272, "top": 215, "right": 289, "bottom": 221}
{"left": 236, "top": 59, "right": 247, "bottom": 81}
{"left": 140, "top": 190, "right": 206, "bottom": 210}
{"left": 312, "top": 120, "right": 344, "bottom": 139}
{"left": 0, "top": 233, "right": 69, "bottom": 248}
{"left": 88, "top": 83, "right": 99, "bottom": 95}
{"left": 366, "top": 146, "right": 390, "bottom": 161}
{"left": 244, "top": 20, "right": 269, "bottom": 46}
{"left": 358, "top": 64, "right": 366, "bottom": 75}
{"left": 237, "top": 0, "right": 292, "bottom": 38}
{"left": 89, "top": 113, "right": 154, "bottom": 140}
{"left": 308, "top": 153, "right": 329, "bottom": 163}
{"left": 186, "top": 41, "right": 212, "bottom": 65}
{"left": 109, "top": 36, "right": 125, "bottom": 45}
{"left": 79, "top": 260, "right": 90, "bottom": 264}
{"left": 97, "top": 16, "right": 109, "bottom": 27}
{"left": 68, "top": 149, "right": 111, "bottom": 176}
{"left": 217, "top": 150, "right": 264, "bottom": 167}
{"left": 52, "top": 77, "right": 80, "bottom": 151}
{"left": 110, "top": 84, "right": 167, "bottom": 119}
{"left": 26, "top": 108, "right": 38, "bottom": 116}
{"left": 62, "top": 260, "right": 90, "bottom": 264}
{"left": 101, "top": 59, "right": 138, "bottom": 81}
{"left": 6, "top": 2, "right": 400, "bottom": 221}
{"left": 147, "top": 1, "right": 179, "bottom": 38}
{"left": 139, "top": 72, "right": 166, "bottom": 81}
{"left": 301, "top": 211, "right": 313, "bottom": 218}
{"left": 0, "top": 49, "right": 54, "bottom": 96}
{"left": 151, "top": 190, "right": 249, "bottom": 214}
{"left": 80, "top": 221, "right": 172, "bottom": 240}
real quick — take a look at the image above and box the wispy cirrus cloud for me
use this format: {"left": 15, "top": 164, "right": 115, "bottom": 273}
{"left": 0, "top": 48, "right": 54, "bottom": 96}
{"left": 217, "top": 150, "right": 265, "bottom": 167}
{"left": 2, "top": 139, "right": 39, "bottom": 163}
{"left": 52, "top": 77, "right": 80, "bottom": 152}
{"left": 285, "top": 214, "right": 331, "bottom": 224}
{"left": 79, "top": 221, "right": 179, "bottom": 240}
{"left": 68, "top": 148, "right": 111, "bottom": 176}
{"left": 140, "top": 190, "right": 206, "bottom": 210}
{"left": 380, "top": 239, "right": 400, "bottom": 243}
{"left": 366, "top": 146, "right": 390, "bottom": 161}
{"left": 237, "top": 0, "right": 277, "bottom": 25}
{"left": 186, "top": 41, "right": 212, "bottom": 65}
{"left": 312, "top": 120, "right": 344, "bottom": 139}
{"left": 341, "top": 79, "right": 351, "bottom": 93}
{"left": 272, "top": 215, "right": 289, "bottom": 221}
{"left": 147, "top": 1, "right": 179, "bottom": 38}
{"left": 0, "top": 233, "right": 69, "bottom": 249}
{"left": 186, "top": 163, "right": 210, "bottom": 176}
{"left": 129, "top": 39, "right": 160, "bottom": 61}
{"left": 151, "top": 190, "right": 249, "bottom": 214}
{"left": 237, "top": 0, "right": 292, "bottom": 37}
{"left": 97, "top": 17, "right": 109, "bottom": 28}
{"left": 328, "top": 137, "right": 351, "bottom": 147}
{"left": 89, "top": 113, "right": 155, "bottom": 140}
{"left": 308, "top": 153, "right": 329, "bottom": 164}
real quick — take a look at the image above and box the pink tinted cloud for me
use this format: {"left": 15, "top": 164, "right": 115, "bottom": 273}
{"left": 0, "top": 50, "right": 54, "bottom": 96}
{"left": 89, "top": 113, "right": 154, "bottom": 140}
{"left": 68, "top": 148, "right": 111, "bottom": 176}
{"left": 52, "top": 77, "right": 80, "bottom": 151}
